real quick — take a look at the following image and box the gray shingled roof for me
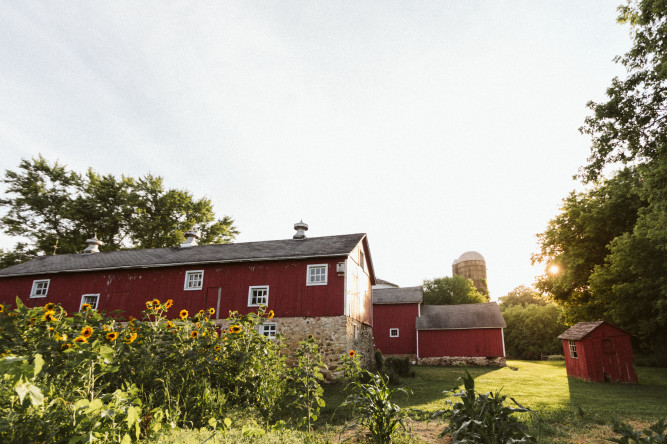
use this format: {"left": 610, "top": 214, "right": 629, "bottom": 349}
{"left": 373, "top": 286, "right": 423, "bottom": 304}
{"left": 557, "top": 321, "right": 605, "bottom": 340}
{"left": 416, "top": 302, "right": 506, "bottom": 330}
{"left": 0, "top": 234, "right": 367, "bottom": 277}
{"left": 374, "top": 277, "right": 399, "bottom": 287}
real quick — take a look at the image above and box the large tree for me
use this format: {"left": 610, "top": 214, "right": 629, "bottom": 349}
{"left": 0, "top": 156, "right": 239, "bottom": 265}
{"left": 423, "top": 275, "right": 489, "bottom": 305}
{"left": 535, "top": 0, "right": 666, "bottom": 359}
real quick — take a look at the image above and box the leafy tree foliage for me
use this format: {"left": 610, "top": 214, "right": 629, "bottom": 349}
{"left": 0, "top": 156, "right": 238, "bottom": 265}
{"left": 423, "top": 275, "right": 489, "bottom": 305}
{"left": 498, "top": 285, "right": 549, "bottom": 308}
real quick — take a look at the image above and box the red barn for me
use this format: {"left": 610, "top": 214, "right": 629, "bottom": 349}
{"left": 558, "top": 321, "right": 637, "bottom": 383}
{"left": 372, "top": 286, "right": 423, "bottom": 356}
{"left": 416, "top": 302, "right": 506, "bottom": 365}
{"left": 0, "top": 225, "right": 376, "bottom": 372}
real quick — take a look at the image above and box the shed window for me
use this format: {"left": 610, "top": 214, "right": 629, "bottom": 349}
{"left": 184, "top": 270, "right": 204, "bottom": 290}
{"left": 30, "top": 279, "right": 50, "bottom": 298}
{"left": 80, "top": 294, "right": 100, "bottom": 311}
{"left": 568, "top": 340, "right": 578, "bottom": 359}
{"left": 389, "top": 328, "right": 399, "bottom": 338}
{"left": 259, "top": 323, "right": 277, "bottom": 339}
{"left": 307, "top": 264, "right": 328, "bottom": 285}
{"left": 248, "top": 286, "right": 269, "bottom": 307}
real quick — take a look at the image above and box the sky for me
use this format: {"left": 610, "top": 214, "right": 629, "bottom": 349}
{"left": 0, "top": 1, "right": 632, "bottom": 299}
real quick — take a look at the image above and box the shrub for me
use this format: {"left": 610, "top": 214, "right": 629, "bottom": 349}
{"left": 374, "top": 349, "right": 384, "bottom": 372}
{"left": 384, "top": 356, "right": 414, "bottom": 378}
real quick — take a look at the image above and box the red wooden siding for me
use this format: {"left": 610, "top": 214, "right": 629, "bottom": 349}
{"left": 372, "top": 303, "right": 419, "bottom": 355}
{"left": 0, "top": 257, "right": 350, "bottom": 321}
{"left": 562, "top": 323, "right": 637, "bottom": 383}
{"left": 418, "top": 328, "right": 505, "bottom": 358}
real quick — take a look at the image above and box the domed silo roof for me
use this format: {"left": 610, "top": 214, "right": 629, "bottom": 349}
{"left": 457, "top": 251, "right": 485, "bottom": 262}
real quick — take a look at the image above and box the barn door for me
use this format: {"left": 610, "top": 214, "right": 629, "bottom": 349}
{"left": 601, "top": 339, "right": 622, "bottom": 382}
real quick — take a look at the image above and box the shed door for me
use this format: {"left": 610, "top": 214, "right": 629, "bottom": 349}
{"left": 601, "top": 339, "right": 622, "bottom": 382}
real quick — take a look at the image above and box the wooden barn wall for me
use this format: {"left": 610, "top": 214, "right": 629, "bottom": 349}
{"left": 418, "top": 328, "right": 505, "bottom": 358}
{"left": 0, "top": 256, "right": 349, "bottom": 320}
{"left": 562, "top": 323, "right": 637, "bottom": 383}
{"left": 345, "top": 242, "right": 372, "bottom": 326}
{"left": 372, "top": 303, "right": 419, "bottom": 355}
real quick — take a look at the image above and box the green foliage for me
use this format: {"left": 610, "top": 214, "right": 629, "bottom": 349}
{"left": 423, "top": 275, "right": 489, "bottom": 305}
{"left": 498, "top": 286, "right": 548, "bottom": 308}
{"left": 342, "top": 370, "right": 410, "bottom": 443}
{"left": 0, "top": 156, "right": 238, "bottom": 265}
{"left": 500, "top": 302, "right": 567, "bottom": 360}
{"left": 438, "top": 370, "right": 536, "bottom": 443}
{"left": 610, "top": 418, "right": 666, "bottom": 443}
{"left": 288, "top": 336, "right": 326, "bottom": 432}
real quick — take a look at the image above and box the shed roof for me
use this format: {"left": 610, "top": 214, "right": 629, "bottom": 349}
{"left": 0, "top": 233, "right": 374, "bottom": 282}
{"left": 557, "top": 321, "right": 607, "bottom": 340}
{"left": 373, "top": 286, "right": 423, "bottom": 305}
{"left": 415, "top": 302, "right": 506, "bottom": 330}
{"left": 374, "top": 277, "right": 399, "bottom": 288}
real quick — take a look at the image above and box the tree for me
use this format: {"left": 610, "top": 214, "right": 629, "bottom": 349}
{"left": 500, "top": 303, "right": 566, "bottom": 360}
{"left": 423, "top": 275, "right": 489, "bottom": 305}
{"left": 0, "top": 156, "right": 239, "bottom": 265}
{"left": 498, "top": 286, "right": 548, "bottom": 308}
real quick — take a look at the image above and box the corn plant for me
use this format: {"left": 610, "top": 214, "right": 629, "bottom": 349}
{"left": 342, "top": 370, "right": 410, "bottom": 443}
{"left": 610, "top": 418, "right": 666, "bottom": 443}
{"left": 288, "top": 336, "right": 326, "bottom": 432}
{"left": 437, "top": 370, "right": 536, "bottom": 443}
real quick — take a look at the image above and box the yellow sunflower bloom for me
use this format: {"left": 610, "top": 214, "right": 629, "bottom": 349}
{"left": 44, "top": 302, "right": 56, "bottom": 310}
{"left": 166, "top": 321, "right": 175, "bottom": 329}
{"left": 152, "top": 298, "right": 160, "bottom": 306}
{"left": 214, "top": 345, "right": 221, "bottom": 351}
{"left": 81, "top": 326, "right": 93, "bottom": 339}
{"left": 179, "top": 309, "right": 188, "bottom": 320}
{"left": 74, "top": 336, "right": 87, "bottom": 343}
{"left": 267, "top": 310, "right": 275, "bottom": 319}
{"left": 61, "top": 343, "right": 71, "bottom": 351}
{"left": 349, "top": 350, "right": 356, "bottom": 358}
{"left": 128, "top": 316, "right": 136, "bottom": 323}
{"left": 145, "top": 301, "right": 153, "bottom": 310}
{"left": 165, "top": 299, "right": 174, "bottom": 309}
{"left": 196, "top": 322, "right": 201, "bottom": 329}
{"left": 229, "top": 325, "right": 242, "bottom": 334}
{"left": 106, "top": 332, "right": 119, "bottom": 341}
{"left": 81, "top": 303, "right": 92, "bottom": 310}
{"left": 208, "top": 307, "right": 215, "bottom": 315}
{"left": 124, "top": 332, "right": 137, "bottom": 344}
{"left": 0, "top": 304, "right": 4, "bottom": 313}
{"left": 42, "top": 310, "right": 56, "bottom": 322}
{"left": 198, "top": 310, "right": 204, "bottom": 317}
{"left": 191, "top": 331, "right": 198, "bottom": 338}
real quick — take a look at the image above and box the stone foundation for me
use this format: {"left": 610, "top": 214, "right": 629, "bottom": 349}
{"left": 216, "top": 315, "right": 374, "bottom": 380}
{"left": 418, "top": 356, "right": 506, "bottom": 367}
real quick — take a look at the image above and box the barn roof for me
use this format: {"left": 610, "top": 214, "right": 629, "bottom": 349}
{"left": 373, "top": 286, "right": 423, "bottom": 304}
{"left": 415, "top": 302, "right": 506, "bottom": 330}
{"left": 557, "top": 321, "right": 607, "bottom": 340}
{"left": 0, "top": 233, "right": 375, "bottom": 282}
{"left": 374, "top": 277, "right": 399, "bottom": 288}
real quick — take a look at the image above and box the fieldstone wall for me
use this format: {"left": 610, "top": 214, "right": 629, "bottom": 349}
{"left": 418, "top": 356, "right": 506, "bottom": 367}
{"left": 216, "top": 315, "right": 374, "bottom": 380}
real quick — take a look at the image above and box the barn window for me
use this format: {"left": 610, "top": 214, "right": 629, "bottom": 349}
{"left": 568, "top": 340, "right": 578, "bottom": 359}
{"left": 307, "top": 264, "right": 328, "bottom": 285}
{"left": 184, "top": 270, "right": 204, "bottom": 290}
{"left": 30, "top": 279, "right": 50, "bottom": 298}
{"left": 248, "top": 286, "right": 269, "bottom": 306}
{"left": 390, "top": 328, "right": 399, "bottom": 338}
{"left": 259, "top": 323, "right": 277, "bottom": 339}
{"left": 79, "top": 294, "right": 100, "bottom": 311}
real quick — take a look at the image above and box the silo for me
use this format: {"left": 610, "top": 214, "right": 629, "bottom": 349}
{"left": 452, "top": 251, "right": 488, "bottom": 293}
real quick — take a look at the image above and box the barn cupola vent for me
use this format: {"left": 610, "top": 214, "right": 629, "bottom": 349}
{"left": 293, "top": 220, "right": 308, "bottom": 239}
{"left": 180, "top": 231, "right": 199, "bottom": 248}
{"left": 83, "top": 235, "right": 104, "bottom": 253}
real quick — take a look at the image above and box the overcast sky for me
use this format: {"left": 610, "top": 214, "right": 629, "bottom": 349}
{"left": 0, "top": 1, "right": 631, "bottom": 298}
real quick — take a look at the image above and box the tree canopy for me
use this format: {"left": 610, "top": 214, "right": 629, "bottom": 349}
{"left": 0, "top": 156, "right": 239, "bottom": 267}
{"left": 498, "top": 285, "right": 549, "bottom": 308}
{"left": 423, "top": 275, "right": 489, "bottom": 305}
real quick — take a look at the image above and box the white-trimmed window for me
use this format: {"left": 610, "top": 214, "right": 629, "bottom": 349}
{"left": 259, "top": 323, "right": 277, "bottom": 339}
{"left": 80, "top": 294, "right": 100, "bottom": 311}
{"left": 307, "top": 264, "right": 328, "bottom": 286}
{"left": 248, "top": 286, "right": 269, "bottom": 307}
{"left": 184, "top": 270, "right": 204, "bottom": 290}
{"left": 390, "top": 328, "right": 399, "bottom": 338}
{"left": 568, "top": 340, "right": 578, "bottom": 359}
{"left": 30, "top": 279, "right": 50, "bottom": 298}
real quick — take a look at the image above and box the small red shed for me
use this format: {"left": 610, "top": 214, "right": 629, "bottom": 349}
{"left": 558, "top": 321, "right": 637, "bottom": 383}
{"left": 372, "top": 286, "right": 423, "bottom": 356}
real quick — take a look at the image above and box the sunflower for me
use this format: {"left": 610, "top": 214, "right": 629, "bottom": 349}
{"left": 229, "top": 325, "right": 242, "bottom": 334}
{"left": 349, "top": 350, "right": 356, "bottom": 358}
{"left": 128, "top": 316, "right": 136, "bottom": 323}
{"left": 74, "top": 336, "right": 87, "bottom": 343}
{"left": 214, "top": 345, "right": 221, "bottom": 351}
{"left": 81, "top": 303, "right": 92, "bottom": 310}
{"left": 106, "top": 332, "right": 119, "bottom": 342}
{"left": 191, "top": 331, "right": 199, "bottom": 338}
{"left": 208, "top": 307, "right": 215, "bottom": 315}
{"left": 166, "top": 321, "right": 175, "bottom": 329}
{"left": 42, "top": 311, "right": 56, "bottom": 322}
{"left": 267, "top": 310, "right": 275, "bottom": 319}
{"left": 198, "top": 310, "right": 204, "bottom": 317}
{"left": 221, "top": 329, "right": 227, "bottom": 334}
{"left": 179, "top": 309, "right": 188, "bottom": 320}
{"left": 196, "top": 322, "right": 201, "bottom": 329}
{"left": 124, "top": 332, "right": 137, "bottom": 344}
{"left": 81, "top": 326, "right": 93, "bottom": 339}
{"left": 61, "top": 343, "right": 71, "bottom": 351}
{"left": 0, "top": 304, "right": 4, "bottom": 313}
{"left": 164, "top": 299, "right": 174, "bottom": 309}
{"left": 308, "top": 334, "right": 314, "bottom": 340}
{"left": 55, "top": 333, "right": 67, "bottom": 341}
{"left": 44, "top": 302, "right": 56, "bottom": 310}
{"left": 152, "top": 298, "right": 160, "bottom": 306}
{"left": 145, "top": 301, "right": 154, "bottom": 310}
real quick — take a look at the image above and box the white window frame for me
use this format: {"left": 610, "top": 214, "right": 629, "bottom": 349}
{"left": 306, "top": 264, "right": 328, "bottom": 286}
{"left": 30, "top": 279, "right": 50, "bottom": 298}
{"left": 390, "top": 328, "right": 399, "bottom": 338}
{"left": 568, "top": 340, "right": 578, "bottom": 359}
{"left": 248, "top": 286, "right": 269, "bottom": 307}
{"left": 79, "top": 294, "right": 100, "bottom": 311}
{"left": 259, "top": 322, "right": 277, "bottom": 339}
{"left": 184, "top": 270, "right": 204, "bottom": 291}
